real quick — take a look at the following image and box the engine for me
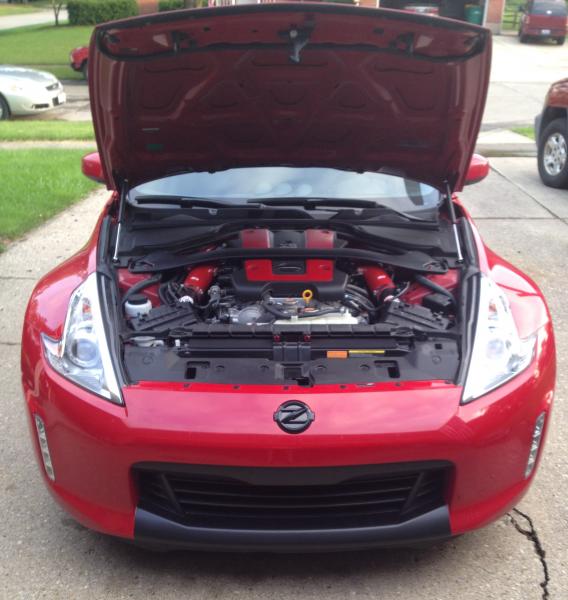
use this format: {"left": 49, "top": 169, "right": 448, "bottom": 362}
{"left": 119, "top": 227, "right": 458, "bottom": 337}
{"left": 118, "top": 226, "right": 461, "bottom": 386}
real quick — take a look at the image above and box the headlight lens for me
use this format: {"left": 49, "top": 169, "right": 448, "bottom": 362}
{"left": 462, "top": 275, "right": 537, "bottom": 403}
{"left": 41, "top": 273, "right": 122, "bottom": 404}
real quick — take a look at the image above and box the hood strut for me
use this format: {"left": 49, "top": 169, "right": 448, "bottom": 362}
{"left": 445, "top": 181, "right": 463, "bottom": 263}
{"left": 112, "top": 181, "right": 128, "bottom": 263}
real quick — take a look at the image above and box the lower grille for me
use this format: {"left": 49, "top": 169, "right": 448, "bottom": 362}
{"left": 134, "top": 462, "right": 450, "bottom": 530}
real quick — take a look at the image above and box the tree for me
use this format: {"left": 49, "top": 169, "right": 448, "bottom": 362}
{"left": 52, "top": 0, "right": 65, "bottom": 26}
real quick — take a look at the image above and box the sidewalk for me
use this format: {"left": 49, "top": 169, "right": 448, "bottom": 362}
{"left": 0, "top": 9, "right": 67, "bottom": 31}
{"left": 0, "top": 188, "right": 107, "bottom": 344}
{"left": 475, "top": 129, "right": 536, "bottom": 157}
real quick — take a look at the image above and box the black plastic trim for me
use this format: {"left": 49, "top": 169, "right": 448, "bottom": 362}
{"left": 130, "top": 246, "right": 448, "bottom": 275}
{"left": 134, "top": 504, "right": 451, "bottom": 552}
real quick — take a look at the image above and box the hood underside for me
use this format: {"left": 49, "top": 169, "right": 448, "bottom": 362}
{"left": 90, "top": 4, "right": 491, "bottom": 192}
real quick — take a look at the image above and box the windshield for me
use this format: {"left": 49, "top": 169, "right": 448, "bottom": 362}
{"left": 132, "top": 167, "right": 441, "bottom": 215}
{"left": 532, "top": 1, "right": 567, "bottom": 15}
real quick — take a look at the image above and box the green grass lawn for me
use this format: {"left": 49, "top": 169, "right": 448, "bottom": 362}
{"left": 0, "top": 23, "right": 92, "bottom": 81}
{"left": 512, "top": 126, "right": 535, "bottom": 140}
{"left": 0, "top": 120, "right": 95, "bottom": 141}
{"left": 0, "top": 149, "right": 99, "bottom": 249}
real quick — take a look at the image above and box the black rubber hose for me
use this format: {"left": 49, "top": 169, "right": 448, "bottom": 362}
{"left": 415, "top": 274, "right": 456, "bottom": 306}
{"left": 122, "top": 274, "right": 161, "bottom": 305}
{"left": 344, "top": 291, "right": 375, "bottom": 312}
{"left": 346, "top": 284, "right": 371, "bottom": 298}
{"left": 262, "top": 301, "right": 291, "bottom": 320}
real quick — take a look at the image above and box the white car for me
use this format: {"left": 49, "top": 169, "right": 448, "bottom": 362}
{"left": 0, "top": 65, "right": 66, "bottom": 120}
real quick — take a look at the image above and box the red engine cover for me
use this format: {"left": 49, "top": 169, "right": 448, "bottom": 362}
{"left": 241, "top": 229, "right": 335, "bottom": 282}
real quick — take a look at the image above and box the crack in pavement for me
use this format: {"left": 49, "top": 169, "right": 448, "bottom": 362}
{"left": 0, "top": 341, "right": 21, "bottom": 346}
{"left": 508, "top": 508, "right": 550, "bottom": 600}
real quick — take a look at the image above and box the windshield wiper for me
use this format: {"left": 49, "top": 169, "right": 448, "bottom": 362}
{"left": 246, "top": 197, "right": 435, "bottom": 223}
{"left": 132, "top": 195, "right": 254, "bottom": 209}
{"left": 131, "top": 195, "right": 436, "bottom": 225}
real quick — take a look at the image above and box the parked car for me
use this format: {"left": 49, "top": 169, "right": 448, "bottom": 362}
{"left": 70, "top": 46, "right": 89, "bottom": 80}
{"left": 0, "top": 65, "right": 66, "bottom": 120}
{"left": 535, "top": 77, "right": 568, "bottom": 187}
{"left": 519, "top": 0, "right": 567, "bottom": 45}
{"left": 22, "top": 5, "right": 555, "bottom": 552}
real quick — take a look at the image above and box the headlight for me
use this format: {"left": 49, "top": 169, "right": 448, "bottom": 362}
{"left": 462, "top": 275, "right": 537, "bottom": 403}
{"left": 41, "top": 273, "right": 122, "bottom": 404}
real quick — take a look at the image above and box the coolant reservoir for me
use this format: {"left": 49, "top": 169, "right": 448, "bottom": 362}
{"left": 124, "top": 294, "right": 152, "bottom": 319}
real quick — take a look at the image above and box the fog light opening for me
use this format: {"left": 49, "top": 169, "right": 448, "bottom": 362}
{"left": 525, "top": 412, "right": 546, "bottom": 479}
{"left": 34, "top": 415, "right": 55, "bottom": 481}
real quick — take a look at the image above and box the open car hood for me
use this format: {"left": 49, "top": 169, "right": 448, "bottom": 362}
{"left": 89, "top": 4, "right": 491, "bottom": 192}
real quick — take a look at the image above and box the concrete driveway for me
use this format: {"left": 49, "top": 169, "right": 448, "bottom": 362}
{"left": 0, "top": 157, "right": 567, "bottom": 599}
{"left": 484, "top": 33, "right": 568, "bottom": 129}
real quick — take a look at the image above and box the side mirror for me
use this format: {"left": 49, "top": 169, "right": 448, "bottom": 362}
{"left": 82, "top": 152, "right": 105, "bottom": 184}
{"left": 465, "top": 154, "right": 490, "bottom": 186}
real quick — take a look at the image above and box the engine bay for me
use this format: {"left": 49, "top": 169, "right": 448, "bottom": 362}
{"left": 113, "top": 225, "right": 463, "bottom": 386}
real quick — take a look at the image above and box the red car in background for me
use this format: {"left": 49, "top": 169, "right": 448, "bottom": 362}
{"left": 519, "top": 0, "right": 567, "bottom": 44}
{"left": 70, "top": 46, "right": 89, "bottom": 79}
{"left": 22, "top": 5, "right": 555, "bottom": 552}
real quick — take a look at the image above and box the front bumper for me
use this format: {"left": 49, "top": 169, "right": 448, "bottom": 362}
{"left": 22, "top": 323, "right": 555, "bottom": 550}
{"left": 7, "top": 88, "right": 66, "bottom": 116}
{"left": 134, "top": 506, "right": 451, "bottom": 552}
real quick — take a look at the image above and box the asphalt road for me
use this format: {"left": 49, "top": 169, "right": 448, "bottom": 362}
{"left": 0, "top": 157, "right": 566, "bottom": 599}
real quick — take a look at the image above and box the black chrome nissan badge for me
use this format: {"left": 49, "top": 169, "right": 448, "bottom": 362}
{"left": 274, "top": 400, "right": 315, "bottom": 434}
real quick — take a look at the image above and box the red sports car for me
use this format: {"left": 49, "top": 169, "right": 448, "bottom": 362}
{"left": 22, "top": 5, "right": 555, "bottom": 552}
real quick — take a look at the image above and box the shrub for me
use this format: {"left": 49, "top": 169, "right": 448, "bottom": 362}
{"left": 67, "top": 0, "right": 138, "bottom": 26}
{"left": 158, "top": 0, "right": 184, "bottom": 11}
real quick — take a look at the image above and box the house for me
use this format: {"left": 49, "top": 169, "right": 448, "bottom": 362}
{"left": 360, "top": 0, "right": 505, "bottom": 33}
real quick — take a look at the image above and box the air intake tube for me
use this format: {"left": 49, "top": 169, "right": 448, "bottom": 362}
{"left": 359, "top": 266, "right": 396, "bottom": 303}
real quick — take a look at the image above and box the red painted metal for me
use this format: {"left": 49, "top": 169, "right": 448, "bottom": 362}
{"left": 465, "top": 154, "right": 490, "bottom": 186}
{"left": 81, "top": 152, "right": 105, "bottom": 185}
{"left": 19, "top": 8, "right": 556, "bottom": 547}
{"left": 305, "top": 229, "right": 335, "bottom": 249}
{"left": 117, "top": 269, "right": 160, "bottom": 305}
{"left": 241, "top": 228, "right": 335, "bottom": 283}
{"left": 70, "top": 45, "right": 88, "bottom": 71}
{"left": 402, "top": 270, "right": 459, "bottom": 305}
{"left": 358, "top": 266, "right": 395, "bottom": 299}
{"left": 520, "top": 5, "right": 567, "bottom": 40}
{"left": 89, "top": 5, "right": 491, "bottom": 191}
{"left": 20, "top": 195, "right": 556, "bottom": 541}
